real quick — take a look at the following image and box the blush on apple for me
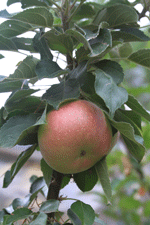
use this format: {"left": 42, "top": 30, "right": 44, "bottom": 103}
{"left": 38, "top": 100, "right": 115, "bottom": 174}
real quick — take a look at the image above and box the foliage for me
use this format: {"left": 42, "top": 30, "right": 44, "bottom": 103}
{"left": 0, "top": 0, "right": 150, "bottom": 224}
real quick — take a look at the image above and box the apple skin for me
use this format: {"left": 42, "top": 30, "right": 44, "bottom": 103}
{"left": 38, "top": 100, "right": 114, "bottom": 174}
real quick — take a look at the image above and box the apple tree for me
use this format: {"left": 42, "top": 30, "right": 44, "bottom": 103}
{"left": 0, "top": 0, "right": 150, "bottom": 224}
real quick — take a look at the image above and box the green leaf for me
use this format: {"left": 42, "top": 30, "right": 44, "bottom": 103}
{"left": 0, "top": 79, "right": 25, "bottom": 93}
{"left": 93, "top": 4, "right": 138, "bottom": 28}
{"left": 0, "top": 35, "right": 17, "bottom": 51}
{"left": 42, "top": 79, "right": 80, "bottom": 109}
{"left": 6, "top": 95, "right": 45, "bottom": 115}
{"left": 0, "top": 113, "right": 40, "bottom": 148}
{"left": 40, "top": 158, "right": 53, "bottom": 187}
{"left": 12, "top": 37, "right": 36, "bottom": 52}
{"left": 72, "top": 3, "right": 95, "bottom": 20}
{"left": 66, "top": 29, "right": 91, "bottom": 51}
{"left": 29, "top": 212, "right": 47, "bottom": 225}
{"left": 128, "top": 49, "right": 150, "bottom": 69}
{"left": 21, "top": 0, "right": 50, "bottom": 9}
{"left": 3, "top": 145, "right": 36, "bottom": 188}
{"left": 143, "top": 124, "right": 150, "bottom": 149}
{"left": 12, "top": 194, "right": 31, "bottom": 209}
{"left": 35, "top": 59, "right": 63, "bottom": 79}
{"left": 118, "top": 42, "right": 133, "bottom": 58}
{"left": 0, "top": 9, "right": 11, "bottom": 19}
{"left": 74, "top": 167, "right": 98, "bottom": 192}
{"left": 114, "top": 109, "right": 142, "bottom": 135}
{"left": 12, "top": 7, "right": 53, "bottom": 28}
{"left": 68, "top": 201, "right": 95, "bottom": 225}
{"left": 0, "top": 20, "right": 33, "bottom": 38}
{"left": 126, "top": 95, "right": 150, "bottom": 121}
{"left": 89, "top": 28, "right": 112, "bottom": 57}
{"left": 7, "top": 0, "right": 21, "bottom": 6}
{"left": 109, "top": 119, "right": 145, "bottom": 161}
{"left": 29, "top": 176, "right": 48, "bottom": 200}
{"left": 94, "top": 69, "right": 128, "bottom": 117}
{"left": 95, "top": 158, "right": 112, "bottom": 203}
{"left": 94, "top": 60, "right": 124, "bottom": 85}
{"left": 119, "top": 196, "right": 141, "bottom": 210}
{"left": 3, "top": 208, "right": 32, "bottom": 225}
{"left": 0, "top": 54, "right": 4, "bottom": 59}
{"left": 9, "top": 56, "right": 39, "bottom": 80}
{"left": 112, "top": 28, "right": 150, "bottom": 42}
{"left": 40, "top": 200, "right": 59, "bottom": 213}
{"left": 45, "top": 29, "right": 74, "bottom": 54}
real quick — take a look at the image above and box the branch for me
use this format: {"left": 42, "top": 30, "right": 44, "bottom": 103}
{"left": 47, "top": 170, "right": 64, "bottom": 221}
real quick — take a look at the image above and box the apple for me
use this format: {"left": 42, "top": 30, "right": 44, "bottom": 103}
{"left": 38, "top": 100, "right": 115, "bottom": 174}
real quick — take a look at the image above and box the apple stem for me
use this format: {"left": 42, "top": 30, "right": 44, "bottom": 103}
{"left": 47, "top": 170, "right": 64, "bottom": 222}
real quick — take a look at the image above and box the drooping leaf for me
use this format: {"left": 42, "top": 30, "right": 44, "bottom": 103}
{"left": 3, "top": 145, "right": 36, "bottom": 188}
{"left": 94, "top": 69, "right": 128, "bottom": 117}
{"left": 74, "top": 166, "right": 98, "bottom": 192}
{"left": 93, "top": 4, "right": 138, "bottom": 28}
{"left": 94, "top": 60, "right": 124, "bottom": 85}
{"left": 0, "top": 35, "right": 17, "bottom": 51}
{"left": 39, "top": 200, "right": 59, "bottom": 213}
{"left": 95, "top": 157, "right": 112, "bottom": 203}
{"left": 128, "top": 49, "right": 150, "bottom": 69}
{"left": 40, "top": 158, "right": 53, "bottom": 187}
{"left": 12, "top": 7, "right": 53, "bottom": 28}
{"left": 67, "top": 201, "right": 95, "bottom": 225}
{"left": 126, "top": 95, "right": 150, "bottom": 121}
{"left": 89, "top": 28, "right": 112, "bottom": 57}
{"left": 29, "top": 212, "right": 47, "bottom": 225}
{"left": 9, "top": 56, "right": 39, "bottom": 80}
{"left": 112, "top": 28, "right": 150, "bottom": 42}
{"left": 0, "top": 20, "right": 33, "bottom": 38}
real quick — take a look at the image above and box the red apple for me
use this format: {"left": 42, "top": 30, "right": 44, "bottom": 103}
{"left": 38, "top": 100, "right": 114, "bottom": 174}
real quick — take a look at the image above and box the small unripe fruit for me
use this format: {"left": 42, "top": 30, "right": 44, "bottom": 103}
{"left": 38, "top": 100, "right": 114, "bottom": 174}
